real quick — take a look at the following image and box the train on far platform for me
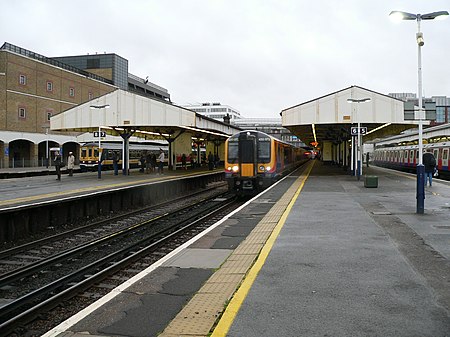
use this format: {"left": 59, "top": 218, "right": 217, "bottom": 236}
{"left": 225, "top": 130, "right": 310, "bottom": 195}
{"left": 79, "top": 141, "right": 168, "bottom": 171}
{"left": 373, "top": 141, "right": 450, "bottom": 179}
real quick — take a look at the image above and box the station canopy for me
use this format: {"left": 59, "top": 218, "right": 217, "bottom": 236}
{"left": 50, "top": 89, "right": 240, "bottom": 142}
{"left": 281, "top": 86, "right": 426, "bottom": 147}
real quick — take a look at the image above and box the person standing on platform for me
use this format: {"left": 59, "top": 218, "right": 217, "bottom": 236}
{"left": 112, "top": 151, "right": 119, "bottom": 175}
{"left": 146, "top": 152, "right": 152, "bottom": 174}
{"left": 67, "top": 152, "right": 75, "bottom": 176}
{"left": 54, "top": 151, "right": 62, "bottom": 181}
{"left": 151, "top": 153, "right": 157, "bottom": 173}
{"left": 158, "top": 149, "right": 165, "bottom": 174}
{"left": 139, "top": 154, "right": 145, "bottom": 173}
{"left": 423, "top": 149, "right": 436, "bottom": 187}
{"left": 181, "top": 153, "right": 187, "bottom": 170}
{"left": 208, "top": 151, "right": 214, "bottom": 170}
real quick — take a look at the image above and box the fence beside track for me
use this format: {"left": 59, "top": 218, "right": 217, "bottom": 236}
{"left": 0, "top": 172, "right": 224, "bottom": 243}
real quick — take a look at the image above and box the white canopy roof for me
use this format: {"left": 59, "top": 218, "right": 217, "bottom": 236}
{"left": 51, "top": 89, "right": 239, "bottom": 140}
{"left": 281, "top": 86, "right": 425, "bottom": 146}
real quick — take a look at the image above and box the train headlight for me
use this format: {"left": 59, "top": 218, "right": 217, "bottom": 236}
{"left": 265, "top": 166, "right": 271, "bottom": 171}
{"left": 259, "top": 165, "right": 265, "bottom": 171}
{"left": 232, "top": 165, "right": 239, "bottom": 172}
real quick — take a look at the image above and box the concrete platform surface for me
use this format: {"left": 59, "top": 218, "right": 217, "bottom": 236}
{"left": 42, "top": 162, "right": 450, "bottom": 337}
{"left": 224, "top": 163, "right": 450, "bottom": 337}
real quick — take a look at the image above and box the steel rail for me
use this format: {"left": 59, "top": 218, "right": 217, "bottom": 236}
{"left": 0, "top": 196, "right": 237, "bottom": 336}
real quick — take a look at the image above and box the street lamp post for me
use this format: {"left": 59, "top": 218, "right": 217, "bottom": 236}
{"left": 45, "top": 128, "right": 49, "bottom": 168}
{"left": 41, "top": 126, "right": 49, "bottom": 168}
{"left": 347, "top": 97, "right": 371, "bottom": 181}
{"left": 90, "top": 104, "right": 110, "bottom": 179}
{"left": 390, "top": 10, "right": 448, "bottom": 214}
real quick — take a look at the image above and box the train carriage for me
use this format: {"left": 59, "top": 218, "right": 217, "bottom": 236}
{"left": 374, "top": 142, "right": 450, "bottom": 179}
{"left": 225, "top": 130, "right": 309, "bottom": 195}
{"left": 79, "top": 142, "right": 168, "bottom": 171}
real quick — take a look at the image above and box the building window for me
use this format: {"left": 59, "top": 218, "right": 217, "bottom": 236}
{"left": 18, "top": 107, "right": 26, "bottom": 119}
{"left": 87, "top": 58, "right": 100, "bottom": 69}
{"left": 436, "top": 106, "right": 445, "bottom": 123}
{"left": 69, "top": 87, "right": 75, "bottom": 97}
{"left": 19, "top": 74, "right": 27, "bottom": 85}
{"left": 46, "top": 81, "right": 53, "bottom": 92}
{"left": 47, "top": 110, "right": 53, "bottom": 121}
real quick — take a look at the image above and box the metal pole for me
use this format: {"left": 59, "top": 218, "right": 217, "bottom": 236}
{"left": 350, "top": 137, "right": 354, "bottom": 175}
{"left": 98, "top": 126, "right": 102, "bottom": 179}
{"left": 357, "top": 120, "right": 361, "bottom": 181}
{"left": 416, "top": 16, "right": 425, "bottom": 214}
{"left": 45, "top": 128, "right": 49, "bottom": 168}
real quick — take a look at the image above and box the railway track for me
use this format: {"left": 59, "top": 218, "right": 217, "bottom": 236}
{"left": 0, "top": 184, "right": 226, "bottom": 276}
{"left": 0, "top": 184, "right": 243, "bottom": 336}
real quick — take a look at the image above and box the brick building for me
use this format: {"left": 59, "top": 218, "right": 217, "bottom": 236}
{"left": 0, "top": 42, "right": 169, "bottom": 168}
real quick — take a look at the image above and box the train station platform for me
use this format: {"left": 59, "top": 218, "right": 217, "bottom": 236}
{"left": 0, "top": 166, "right": 219, "bottom": 210}
{"left": 42, "top": 161, "right": 450, "bottom": 336}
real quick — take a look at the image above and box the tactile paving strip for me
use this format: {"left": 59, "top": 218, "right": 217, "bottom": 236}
{"left": 158, "top": 165, "right": 311, "bottom": 337}
{"left": 162, "top": 292, "right": 230, "bottom": 335}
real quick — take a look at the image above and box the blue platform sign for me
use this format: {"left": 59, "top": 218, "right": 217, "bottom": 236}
{"left": 4, "top": 147, "right": 8, "bottom": 156}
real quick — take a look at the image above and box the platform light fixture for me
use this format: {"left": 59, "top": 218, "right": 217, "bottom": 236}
{"left": 389, "top": 10, "right": 448, "bottom": 214}
{"left": 365, "top": 123, "right": 391, "bottom": 136}
{"left": 311, "top": 124, "right": 317, "bottom": 144}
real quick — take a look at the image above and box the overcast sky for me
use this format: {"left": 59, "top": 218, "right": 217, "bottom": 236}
{"left": 2, "top": 0, "right": 449, "bottom": 118}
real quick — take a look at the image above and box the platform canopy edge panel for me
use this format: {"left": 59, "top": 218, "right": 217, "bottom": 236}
{"left": 281, "top": 85, "right": 426, "bottom": 146}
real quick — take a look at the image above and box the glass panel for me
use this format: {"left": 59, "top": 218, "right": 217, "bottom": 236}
{"left": 257, "top": 141, "right": 271, "bottom": 163}
{"left": 240, "top": 140, "right": 254, "bottom": 163}
{"left": 227, "top": 143, "right": 238, "bottom": 163}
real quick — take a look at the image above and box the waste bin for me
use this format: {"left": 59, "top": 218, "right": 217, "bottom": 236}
{"left": 364, "top": 175, "right": 378, "bottom": 188}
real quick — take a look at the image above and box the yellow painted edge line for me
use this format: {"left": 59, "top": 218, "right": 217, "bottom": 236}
{"left": 211, "top": 161, "right": 314, "bottom": 336}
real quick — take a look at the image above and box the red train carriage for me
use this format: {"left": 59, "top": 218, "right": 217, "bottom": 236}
{"left": 373, "top": 142, "right": 449, "bottom": 179}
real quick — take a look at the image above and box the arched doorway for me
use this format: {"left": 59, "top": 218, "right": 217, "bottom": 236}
{"left": 62, "top": 142, "right": 79, "bottom": 164}
{"left": 38, "top": 140, "right": 60, "bottom": 167}
{"left": 9, "top": 139, "right": 33, "bottom": 168}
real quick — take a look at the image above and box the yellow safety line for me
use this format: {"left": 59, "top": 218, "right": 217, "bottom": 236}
{"left": 211, "top": 161, "right": 314, "bottom": 336}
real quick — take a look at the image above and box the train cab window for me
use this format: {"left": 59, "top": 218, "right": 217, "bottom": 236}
{"left": 81, "top": 149, "right": 87, "bottom": 158}
{"left": 257, "top": 137, "right": 271, "bottom": 163}
{"left": 227, "top": 138, "right": 239, "bottom": 163}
